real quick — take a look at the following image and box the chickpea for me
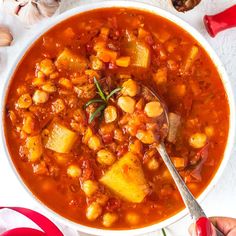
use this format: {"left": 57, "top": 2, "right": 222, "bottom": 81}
{"left": 114, "top": 129, "right": 124, "bottom": 142}
{"left": 49, "top": 72, "right": 59, "bottom": 79}
{"left": 118, "top": 96, "right": 136, "bottom": 114}
{"left": 125, "top": 212, "right": 140, "bottom": 225}
{"left": 59, "top": 78, "right": 73, "bottom": 89}
{"left": 102, "top": 213, "right": 118, "bottom": 227}
{"left": 67, "top": 165, "right": 81, "bottom": 178}
{"left": 136, "top": 130, "right": 156, "bottom": 144}
{"left": 37, "top": 71, "right": 45, "bottom": 79}
{"left": 86, "top": 202, "right": 102, "bottom": 221}
{"left": 17, "top": 93, "right": 32, "bottom": 109}
{"left": 97, "top": 149, "right": 116, "bottom": 165}
{"left": 32, "top": 77, "right": 45, "bottom": 86}
{"left": 147, "top": 157, "right": 159, "bottom": 170}
{"left": 88, "top": 135, "right": 102, "bottom": 151}
{"left": 121, "top": 79, "right": 140, "bottom": 97}
{"left": 104, "top": 106, "right": 117, "bottom": 123}
{"left": 144, "top": 101, "right": 163, "bottom": 118}
{"left": 41, "top": 82, "right": 57, "bottom": 93}
{"left": 22, "top": 114, "right": 35, "bottom": 134}
{"left": 129, "top": 139, "right": 143, "bottom": 155}
{"left": 40, "top": 58, "right": 55, "bottom": 76}
{"left": 205, "top": 126, "right": 214, "bottom": 137}
{"left": 82, "top": 180, "right": 98, "bottom": 197}
{"left": 33, "top": 90, "right": 49, "bottom": 104}
{"left": 189, "top": 133, "right": 207, "bottom": 149}
{"left": 96, "top": 194, "right": 109, "bottom": 206}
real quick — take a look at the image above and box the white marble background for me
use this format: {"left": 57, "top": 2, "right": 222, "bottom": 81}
{"left": 0, "top": 0, "right": 236, "bottom": 235}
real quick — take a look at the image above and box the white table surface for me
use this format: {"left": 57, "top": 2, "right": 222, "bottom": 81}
{"left": 0, "top": 0, "right": 236, "bottom": 235}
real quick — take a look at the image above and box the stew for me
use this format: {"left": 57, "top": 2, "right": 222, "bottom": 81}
{"left": 4, "top": 8, "right": 229, "bottom": 229}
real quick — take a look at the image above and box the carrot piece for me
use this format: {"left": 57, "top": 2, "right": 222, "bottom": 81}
{"left": 116, "top": 57, "right": 131, "bottom": 67}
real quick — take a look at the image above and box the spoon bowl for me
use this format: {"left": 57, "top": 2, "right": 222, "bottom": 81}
{"left": 142, "top": 85, "right": 224, "bottom": 236}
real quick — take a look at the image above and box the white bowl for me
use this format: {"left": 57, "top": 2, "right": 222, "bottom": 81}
{"left": 1, "top": 1, "right": 235, "bottom": 235}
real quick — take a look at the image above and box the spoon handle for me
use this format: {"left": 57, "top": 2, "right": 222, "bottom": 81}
{"left": 157, "top": 143, "right": 224, "bottom": 236}
{"left": 157, "top": 143, "right": 205, "bottom": 220}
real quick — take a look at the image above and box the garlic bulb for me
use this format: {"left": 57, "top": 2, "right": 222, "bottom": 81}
{"left": 3, "top": 0, "right": 61, "bottom": 25}
{"left": 0, "top": 25, "right": 13, "bottom": 46}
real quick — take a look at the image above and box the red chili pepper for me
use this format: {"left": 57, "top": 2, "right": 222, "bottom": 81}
{"left": 196, "top": 217, "right": 212, "bottom": 236}
{"left": 204, "top": 5, "right": 236, "bottom": 37}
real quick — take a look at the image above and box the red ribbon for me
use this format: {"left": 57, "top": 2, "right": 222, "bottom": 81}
{"left": 0, "top": 207, "right": 63, "bottom": 236}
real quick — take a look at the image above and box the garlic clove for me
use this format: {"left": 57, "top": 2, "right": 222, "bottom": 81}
{"left": 0, "top": 25, "right": 13, "bottom": 46}
{"left": 36, "top": 0, "right": 60, "bottom": 17}
{"left": 18, "top": 2, "right": 44, "bottom": 25}
{"left": 3, "top": 0, "right": 61, "bottom": 25}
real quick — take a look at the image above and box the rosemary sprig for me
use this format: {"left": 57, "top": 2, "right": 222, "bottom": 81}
{"left": 84, "top": 98, "right": 104, "bottom": 108}
{"left": 88, "top": 104, "right": 106, "bottom": 124}
{"left": 106, "top": 87, "right": 122, "bottom": 101}
{"left": 86, "top": 77, "right": 121, "bottom": 123}
{"left": 94, "top": 77, "right": 107, "bottom": 101}
{"left": 162, "top": 228, "right": 167, "bottom": 236}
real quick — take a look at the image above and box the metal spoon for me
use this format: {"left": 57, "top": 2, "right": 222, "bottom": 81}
{"left": 142, "top": 85, "right": 224, "bottom": 236}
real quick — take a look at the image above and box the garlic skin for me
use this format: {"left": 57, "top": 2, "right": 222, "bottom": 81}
{"left": 0, "top": 26, "right": 13, "bottom": 46}
{"left": 3, "top": 0, "right": 61, "bottom": 25}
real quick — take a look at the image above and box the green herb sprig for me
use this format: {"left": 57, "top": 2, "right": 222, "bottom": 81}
{"left": 84, "top": 77, "right": 121, "bottom": 123}
{"left": 162, "top": 228, "right": 167, "bottom": 236}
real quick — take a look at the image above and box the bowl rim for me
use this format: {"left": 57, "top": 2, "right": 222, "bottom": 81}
{"left": 1, "top": 1, "right": 235, "bottom": 235}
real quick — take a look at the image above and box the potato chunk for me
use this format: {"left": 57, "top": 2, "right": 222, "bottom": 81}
{"left": 55, "top": 48, "right": 88, "bottom": 72}
{"left": 167, "top": 112, "right": 181, "bottom": 143}
{"left": 26, "top": 135, "right": 43, "bottom": 162}
{"left": 181, "top": 45, "right": 199, "bottom": 74}
{"left": 126, "top": 41, "right": 150, "bottom": 68}
{"left": 45, "top": 122, "right": 77, "bottom": 153}
{"left": 100, "top": 152, "right": 149, "bottom": 203}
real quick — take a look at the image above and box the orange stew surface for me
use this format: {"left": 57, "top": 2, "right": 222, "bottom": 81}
{"left": 4, "top": 8, "right": 229, "bottom": 229}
